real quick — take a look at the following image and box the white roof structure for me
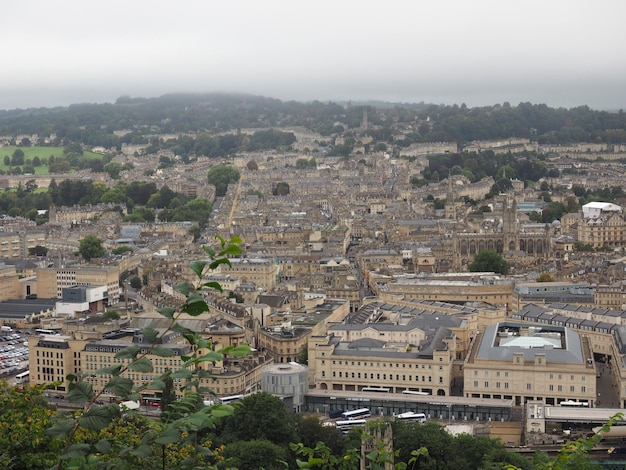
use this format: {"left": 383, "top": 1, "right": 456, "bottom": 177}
{"left": 582, "top": 202, "right": 621, "bottom": 219}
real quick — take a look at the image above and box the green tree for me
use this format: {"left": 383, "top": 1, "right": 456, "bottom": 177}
{"left": 25, "top": 207, "right": 38, "bottom": 221}
{"left": 103, "top": 310, "right": 120, "bottom": 320}
{"left": 468, "top": 249, "right": 509, "bottom": 274}
{"left": 104, "top": 161, "right": 123, "bottom": 179}
{"left": 129, "top": 275, "right": 142, "bottom": 290}
{"left": 273, "top": 182, "right": 290, "bottom": 196}
{"left": 11, "top": 148, "right": 24, "bottom": 165}
{"left": 0, "top": 382, "right": 63, "bottom": 469}
{"left": 542, "top": 202, "right": 567, "bottom": 223}
{"left": 112, "top": 246, "right": 133, "bottom": 255}
{"left": 78, "top": 235, "right": 105, "bottom": 261}
{"left": 3, "top": 155, "right": 9, "bottom": 166}
{"left": 160, "top": 375, "right": 179, "bottom": 421}
{"left": 246, "top": 160, "right": 258, "bottom": 171}
{"left": 536, "top": 273, "right": 555, "bottom": 282}
{"left": 223, "top": 439, "right": 287, "bottom": 470}
{"left": 219, "top": 392, "right": 296, "bottom": 446}
{"left": 207, "top": 164, "right": 240, "bottom": 196}
{"left": 29, "top": 245, "right": 49, "bottom": 257}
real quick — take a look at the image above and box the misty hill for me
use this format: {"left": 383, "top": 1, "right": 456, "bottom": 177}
{"left": 0, "top": 93, "right": 624, "bottom": 147}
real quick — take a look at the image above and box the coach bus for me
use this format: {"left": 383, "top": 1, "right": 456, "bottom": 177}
{"left": 335, "top": 419, "right": 367, "bottom": 433}
{"left": 15, "top": 370, "right": 29, "bottom": 383}
{"left": 395, "top": 411, "right": 427, "bottom": 423}
{"left": 341, "top": 408, "right": 371, "bottom": 420}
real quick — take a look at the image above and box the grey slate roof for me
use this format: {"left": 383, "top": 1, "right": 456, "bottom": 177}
{"left": 474, "top": 322, "right": 584, "bottom": 364}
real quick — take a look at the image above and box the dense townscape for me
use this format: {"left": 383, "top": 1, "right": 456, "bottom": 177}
{"left": 1, "top": 93, "right": 626, "bottom": 468}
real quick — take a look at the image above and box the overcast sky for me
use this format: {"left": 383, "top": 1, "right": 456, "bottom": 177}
{"left": 1, "top": 0, "right": 625, "bottom": 111}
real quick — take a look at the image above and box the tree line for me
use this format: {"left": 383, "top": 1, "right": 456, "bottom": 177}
{"left": 0, "top": 94, "right": 624, "bottom": 153}
{"left": 2, "top": 179, "right": 213, "bottom": 228}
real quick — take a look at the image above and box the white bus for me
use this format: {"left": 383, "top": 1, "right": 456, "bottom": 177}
{"left": 15, "top": 370, "right": 29, "bottom": 383}
{"left": 401, "top": 390, "right": 430, "bottom": 396}
{"left": 559, "top": 400, "right": 589, "bottom": 407}
{"left": 395, "top": 411, "right": 426, "bottom": 423}
{"left": 335, "top": 419, "right": 367, "bottom": 433}
{"left": 361, "top": 386, "right": 390, "bottom": 393}
{"left": 341, "top": 408, "right": 371, "bottom": 420}
{"left": 219, "top": 394, "right": 244, "bottom": 405}
{"left": 35, "top": 329, "right": 57, "bottom": 335}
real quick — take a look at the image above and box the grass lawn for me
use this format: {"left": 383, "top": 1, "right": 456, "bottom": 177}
{"left": 0, "top": 146, "right": 103, "bottom": 174}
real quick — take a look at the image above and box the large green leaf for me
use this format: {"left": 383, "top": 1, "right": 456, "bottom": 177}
{"left": 190, "top": 260, "right": 207, "bottom": 278}
{"left": 200, "top": 281, "right": 223, "bottom": 292}
{"left": 156, "top": 307, "right": 176, "bottom": 319}
{"left": 94, "top": 438, "right": 112, "bottom": 454}
{"left": 60, "top": 443, "right": 92, "bottom": 461}
{"left": 222, "top": 244, "right": 243, "bottom": 256}
{"left": 173, "top": 281, "right": 193, "bottom": 296}
{"left": 152, "top": 345, "right": 176, "bottom": 357}
{"left": 127, "top": 357, "right": 153, "bottom": 373}
{"left": 171, "top": 368, "right": 193, "bottom": 380}
{"left": 184, "top": 411, "right": 212, "bottom": 430}
{"left": 202, "top": 245, "right": 216, "bottom": 257}
{"left": 140, "top": 326, "right": 159, "bottom": 342}
{"left": 208, "top": 258, "right": 232, "bottom": 271}
{"left": 105, "top": 376, "right": 134, "bottom": 397}
{"left": 115, "top": 344, "right": 141, "bottom": 360}
{"left": 183, "top": 294, "right": 209, "bottom": 316}
{"left": 154, "top": 427, "right": 181, "bottom": 445}
{"left": 96, "top": 365, "right": 122, "bottom": 376}
{"left": 171, "top": 323, "right": 193, "bottom": 336}
{"left": 196, "top": 351, "right": 223, "bottom": 363}
{"left": 219, "top": 343, "right": 252, "bottom": 357}
{"left": 130, "top": 444, "right": 153, "bottom": 459}
{"left": 46, "top": 418, "right": 76, "bottom": 439}
{"left": 148, "top": 378, "right": 166, "bottom": 390}
{"left": 68, "top": 380, "right": 94, "bottom": 403}
{"left": 211, "top": 405, "right": 235, "bottom": 418}
{"left": 79, "top": 405, "right": 118, "bottom": 431}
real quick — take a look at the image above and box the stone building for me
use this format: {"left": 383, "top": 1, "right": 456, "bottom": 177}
{"left": 36, "top": 264, "right": 121, "bottom": 303}
{"left": 463, "top": 322, "right": 596, "bottom": 407}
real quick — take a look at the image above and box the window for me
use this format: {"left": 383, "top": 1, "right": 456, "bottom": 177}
{"left": 527, "top": 383, "right": 532, "bottom": 390}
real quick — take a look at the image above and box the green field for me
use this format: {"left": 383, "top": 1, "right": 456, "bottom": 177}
{"left": 0, "top": 146, "right": 103, "bottom": 174}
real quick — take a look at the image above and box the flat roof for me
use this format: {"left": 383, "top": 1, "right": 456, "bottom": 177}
{"left": 475, "top": 322, "right": 584, "bottom": 364}
{"left": 0, "top": 298, "right": 57, "bottom": 319}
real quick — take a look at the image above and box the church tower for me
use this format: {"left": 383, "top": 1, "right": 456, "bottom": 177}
{"left": 445, "top": 173, "right": 456, "bottom": 219}
{"left": 503, "top": 196, "right": 518, "bottom": 252}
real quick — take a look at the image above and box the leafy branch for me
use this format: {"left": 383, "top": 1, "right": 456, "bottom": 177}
{"left": 46, "top": 235, "right": 251, "bottom": 469}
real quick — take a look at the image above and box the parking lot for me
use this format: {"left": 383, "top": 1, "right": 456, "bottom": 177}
{"left": 0, "top": 331, "right": 29, "bottom": 382}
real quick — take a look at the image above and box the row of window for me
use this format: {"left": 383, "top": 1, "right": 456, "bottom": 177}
{"left": 471, "top": 381, "right": 587, "bottom": 393}
{"left": 328, "top": 371, "right": 443, "bottom": 383}
{"left": 36, "top": 350, "right": 64, "bottom": 358}
{"left": 331, "top": 360, "right": 442, "bottom": 368}
{"left": 472, "top": 370, "right": 588, "bottom": 382}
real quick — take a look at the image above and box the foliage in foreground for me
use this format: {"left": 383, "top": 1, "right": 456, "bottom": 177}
{"left": 1, "top": 232, "right": 622, "bottom": 468}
